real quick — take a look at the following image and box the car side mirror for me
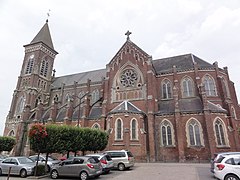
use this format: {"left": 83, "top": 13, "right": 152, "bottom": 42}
{"left": 14, "top": 162, "right": 18, "bottom": 165}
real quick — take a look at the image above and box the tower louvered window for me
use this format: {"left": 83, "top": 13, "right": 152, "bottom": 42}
{"left": 40, "top": 58, "right": 49, "bottom": 77}
{"left": 25, "top": 56, "right": 34, "bottom": 74}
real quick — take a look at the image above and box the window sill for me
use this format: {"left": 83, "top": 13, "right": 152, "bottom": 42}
{"left": 216, "top": 145, "right": 230, "bottom": 149}
{"left": 161, "top": 145, "right": 176, "bottom": 148}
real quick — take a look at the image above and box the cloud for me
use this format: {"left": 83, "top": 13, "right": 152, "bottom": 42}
{"left": 1, "top": 0, "right": 240, "bottom": 135}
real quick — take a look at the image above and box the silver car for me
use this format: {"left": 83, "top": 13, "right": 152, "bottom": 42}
{"left": 29, "top": 154, "right": 60, "bottom": 172}
{"left": 86, "top": 153, "right": 114, "bottom": 174}
{"left": 0, "top": 156, "right": 36, "bottom": 177}
{"left": 50, "top": 156, "right": 102, "bottom": 180}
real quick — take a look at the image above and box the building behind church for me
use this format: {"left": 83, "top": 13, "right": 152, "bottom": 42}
{"left": 3, "top": 20, "right": 240, "bottom": 162}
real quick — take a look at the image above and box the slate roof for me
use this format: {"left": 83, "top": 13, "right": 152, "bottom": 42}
{"left": 51, "top": 69, "right": 106, "bottom": 88}
{"left": 156, "top": 98, "right": 227, "bottom": 115}
{"left": 109, "top": 100, "right": 143, "bottom": 115}
{"left": 88, "top": 107, "right": 102, "bottom": 119}
{"left": 30, "top": 21, "right": 55, "bottom": 50}
{"left": 51, "top": 53, "right": 215, "bottom": 89}
{"left": 152, "top": 54, "right": 214, "bottom": 75}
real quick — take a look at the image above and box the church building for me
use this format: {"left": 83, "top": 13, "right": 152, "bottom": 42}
{"left": 3, "top": 20, "right": 240, "bottom": 162}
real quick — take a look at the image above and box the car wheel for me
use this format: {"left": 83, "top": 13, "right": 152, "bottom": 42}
{"left": 20, "top": 169, "right": 27, "bottom": 178}
{"left": 0, "top": 168, "right": 2, "bottom": 175}
{"left": 224, "top": 174, "right": 240, "bottom": 180}
{"left": 118, "top": 163, "right": 125, "bottom": 171}
{"left": 80, "top": 171, "right": 89, "bottom": 180}
{"left": 51, "top": 170, "right": 59, "bottom": 179}
{"left": 105, "top": 169, "right": 110, "bottom": 174}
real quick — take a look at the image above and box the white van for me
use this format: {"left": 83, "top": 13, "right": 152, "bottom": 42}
{"left": 105, "top": 150, "right": 135, "bottom": 171}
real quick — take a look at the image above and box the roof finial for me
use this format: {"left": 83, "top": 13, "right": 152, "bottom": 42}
{"left": 125, "top": 30, "right": 132, "bottom": 41}
{"left": 46, "top": 9, "right": 51, "bottom": 23}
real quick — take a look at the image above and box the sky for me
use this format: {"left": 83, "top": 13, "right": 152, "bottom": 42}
{"left": 0, "top": 0, "right": 240, "bottom": 135}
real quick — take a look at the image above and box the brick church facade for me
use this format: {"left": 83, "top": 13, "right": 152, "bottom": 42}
{"left": 3, "top": 20, "right": 240, "bottom": 162}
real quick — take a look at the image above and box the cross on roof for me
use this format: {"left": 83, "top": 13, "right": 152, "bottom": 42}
{"left": 125, "top": 30, "right": 132, "bottom": 40}
{"left": 46, "top": 9, "right": 51, "bottom": 23}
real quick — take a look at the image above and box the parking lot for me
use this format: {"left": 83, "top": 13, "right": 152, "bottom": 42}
{"left": 1, "top": 163, "right": 215, "bottom": 180}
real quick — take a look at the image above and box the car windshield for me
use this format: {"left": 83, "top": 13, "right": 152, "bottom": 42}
{"left": 18, "top": 157, "right": 34, "bottom": 164}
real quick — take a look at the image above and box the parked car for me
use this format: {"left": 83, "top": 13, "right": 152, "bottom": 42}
{"left": 0, "top": 155, "right": 8, "bottom": 162}
{"left": 50, "top": 156, "right": 102, "bottom": 180}
{"left": 0, "top": 156, "right": 36, "bottom": 177}
{"left": 105, "top": 150, "right": 135, "bottom": 171}
{"left": 86, "top": 153, "right": 114, "bottom": 174}
{"left": 210, "top": 152, "right": 240, "bottom": 173}
{"left": 213, "top": 154, "right": 240, "bottom": 180}
{"left": 29, "top": 154, "right": 61, "bottom": 172}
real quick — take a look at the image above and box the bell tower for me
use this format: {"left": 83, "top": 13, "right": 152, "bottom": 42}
{"left": 4, "top": 20, "right": 58, "bottom": 155}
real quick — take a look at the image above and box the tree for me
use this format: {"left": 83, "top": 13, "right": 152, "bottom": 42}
{"left": 28, "top": 123, "right": 48, "bottom": 153}
{"left": 0, "top": 136, "right": 16, "bottom": 152}
{"left": 28, "top": 123, "right": 48, "bottom": 175}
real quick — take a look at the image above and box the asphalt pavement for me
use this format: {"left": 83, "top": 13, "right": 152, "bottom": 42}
{"left": 0, "top": 163, "right": 214, "bottom": 180}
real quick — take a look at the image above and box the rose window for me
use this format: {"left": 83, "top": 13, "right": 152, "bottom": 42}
{"left": 120, "top": 69, "right": 138, "bottom": 87}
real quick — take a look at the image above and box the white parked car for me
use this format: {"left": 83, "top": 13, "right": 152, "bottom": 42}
{"left": 210, "top": 152, "right": 240, "bottom": 173}
{"left": 214, "top": 154, "right": 240, "bottom": 180}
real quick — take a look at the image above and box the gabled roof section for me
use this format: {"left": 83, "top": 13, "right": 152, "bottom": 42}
{"left": 152, "top": 54, "right": 214, "bottom": 75}
{"left": 30, "top": 20, "right": 54, "bottom": 50}
{"left": 109, "top": 39, "right": 150, "bottom": 65}
{"left": 109, "top": 100, "right": 143, "bottom": 115}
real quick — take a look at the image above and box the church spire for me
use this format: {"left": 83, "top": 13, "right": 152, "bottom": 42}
{"left": 30, "top": 20, "right": 54, "bottom": 50}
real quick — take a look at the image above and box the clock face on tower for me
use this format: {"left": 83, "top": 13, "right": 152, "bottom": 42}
{"left": 29, "top": 54, "right": 34, "bottom": 59}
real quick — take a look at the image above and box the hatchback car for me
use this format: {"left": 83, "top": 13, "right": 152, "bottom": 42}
{"left": 50, "top": 156, "right": 102, "bottom": 180}
{"left": 29, "top": 154, "right": 60, "bottom": 172}
{"left": 210, "top": 152, "right": 240, "bottom": 173}
{"left": 214, "top": 154, "right": 240, "bottom": 180}
{"left": 105, "top": 150, "right": 135, "bottom": 171}
{"left": 86, "top": 153, "right": 113, "bottom": 174}
{"left": 0, "top": 156, "right": 36, "bottom": 177}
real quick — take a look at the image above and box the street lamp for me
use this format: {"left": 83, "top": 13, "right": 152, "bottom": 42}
{"left": 72, "top": 91, "right": 90, "bottom": 127}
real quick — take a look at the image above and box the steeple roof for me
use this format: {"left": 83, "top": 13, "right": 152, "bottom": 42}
{"left": 30, "top": 20, "right": 54, "bottom": 50}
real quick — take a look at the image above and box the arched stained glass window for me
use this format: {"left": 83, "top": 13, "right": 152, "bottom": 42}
{"left": 182, "top": 77, "right": 194, "bottom": 97}
{"left": 131, "top": 119, "right": 138, "bottom": 140}
{"left": 160, "top": 120, "right": 174, "bottom": 146}
{"left": 203, "top": 75, "right": 217, "bottom": 96}
{"left": 188, "top": 120, "right": 201, "bottom": 146}
{"left": 162, "top": 79, "right": 172, "bottom": 99}
{"left": 115, "top": 119, "right": 123, "bottom": 140}
{"left": 215, "top": 119, "right": 226, "bottom": 146}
